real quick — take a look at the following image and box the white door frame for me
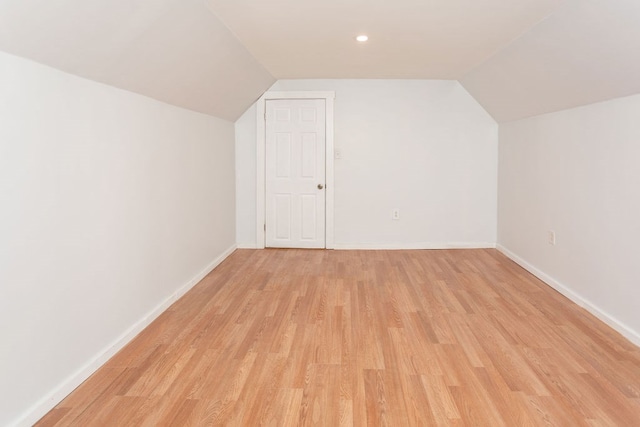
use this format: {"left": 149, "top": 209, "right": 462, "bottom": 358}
{"left": 256, "top": 91, "right": 335, "bottom": 249}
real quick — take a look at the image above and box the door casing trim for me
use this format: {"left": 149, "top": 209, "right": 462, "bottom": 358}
{"left": 256, "top": 91, "right": 335, "bottom": 249}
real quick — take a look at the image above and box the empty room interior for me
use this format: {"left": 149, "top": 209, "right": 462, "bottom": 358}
{"left": 2, "top": 0, "right": 640, "bottom": 425}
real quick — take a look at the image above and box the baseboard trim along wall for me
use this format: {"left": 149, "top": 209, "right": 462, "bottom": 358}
{"left": 237, "top": 243, "right": 496, "bottom": 250}
{"left": 496, "top": 244, "right": 640, "bottom": 347}
{"left": 333, "top": 242, "right": 496, "bottom": 250}
{"left": 15, "top": 244, "right": 237, "bottom": 427}
{"left": 236, "top": 243, "right": 259, "bottom": 249}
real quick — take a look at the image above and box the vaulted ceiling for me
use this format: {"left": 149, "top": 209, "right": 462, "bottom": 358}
{"left": 0, "top": 0, "right": 275, "bottom": 121}
{"left": 461, "top": 0, "right": 640, "bottom": 122}
{"left": 1, "top": 0, "right": 639, "bottom": 122}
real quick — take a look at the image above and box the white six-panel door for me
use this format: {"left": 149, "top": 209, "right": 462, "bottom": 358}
{"left": 266, "top": 99, "right": 326, "bottom": 248}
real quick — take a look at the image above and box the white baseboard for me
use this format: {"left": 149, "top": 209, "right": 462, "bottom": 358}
{"left": 238, "top": 242, "right": 496, "bottom": 251}
{"left": 13, "top": 244, "right": 237, "bottom": 427}
{"left": 496, "top": 244, "right": 640, "bottom": 347}
{"left": 333, "top": 242, "right": 496, "bottom": 250}
{"left": 236, "top": 243, "right": 259, "bottom": 249}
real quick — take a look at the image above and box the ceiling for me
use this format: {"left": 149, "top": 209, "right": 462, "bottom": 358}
{"left": 205, "top": 0, "right": 563, "bottom": 79}
{"left": 461, "top": 0, "right": 640, "bottom": 122}
{"left": 0, "top": 0, "right": 275, "bottom": 121}
{"left": 1, "top": 0, "right": 639, "bottom": 122}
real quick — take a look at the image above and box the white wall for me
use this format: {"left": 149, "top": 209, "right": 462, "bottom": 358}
{"left": 499, "top": 93, "right": 640, "bottom": 345}
{"left": 235, "top": 103, "right": 257, "bottom": 247}
{"left": 0, "top": 51, "right": 236, "bottom": 426}
{"left": 236, "top": 79, "right": 498, "bottom": 249}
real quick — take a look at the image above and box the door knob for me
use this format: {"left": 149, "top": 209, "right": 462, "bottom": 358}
{"left": 317, "top": 184, "right": 324, "bottom": 190}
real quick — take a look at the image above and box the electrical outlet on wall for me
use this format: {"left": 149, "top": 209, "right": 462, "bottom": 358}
{"left": 548, "top": 230, "right": 556, "bottom": 245}
{"left": 392, "top": 209, "right": 400, "bottom": 220}
{"left": 334, "top": 148, "right": 342, "bottom": 159}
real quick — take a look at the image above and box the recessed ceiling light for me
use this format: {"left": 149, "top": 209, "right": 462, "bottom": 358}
{"left": 356, "top": 35, "right": 368, "bottom": 42}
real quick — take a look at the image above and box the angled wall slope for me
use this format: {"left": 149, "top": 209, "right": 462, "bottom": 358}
{"left": 0, "top": 0, "right": 275, "bottom": 121}
{"left": 461, "top": 0, "right": 640, "bottom": 122}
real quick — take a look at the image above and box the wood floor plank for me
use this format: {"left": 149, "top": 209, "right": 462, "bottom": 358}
{"left": 420, "top": 373, "right": 461, "bottom": 422}
{"left": 35, "top": 249, "right": 640, "bottom": 426}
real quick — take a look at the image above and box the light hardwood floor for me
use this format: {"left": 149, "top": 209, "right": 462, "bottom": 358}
{"left": 37, "top": 249, "right": 640, "bottom": 426}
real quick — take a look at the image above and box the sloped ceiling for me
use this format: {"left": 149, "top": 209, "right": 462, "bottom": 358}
{"left": 461, "top": 0, "right": 640, "bottom": 122}
{"left": 1, "top": 0, "right": 639, "bottom": 122}
{"left": 0, "top": 0, "right": 275, "bottom": 121}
